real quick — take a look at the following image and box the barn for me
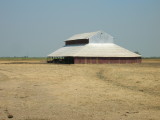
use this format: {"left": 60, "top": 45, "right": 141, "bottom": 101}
{"left": 47, "top": 31, "right": 141, "bottom": 64}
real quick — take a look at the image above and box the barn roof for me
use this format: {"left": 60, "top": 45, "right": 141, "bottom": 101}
{"left": 66, "top": 31, "right": 98, "bottom": 41}
{"left": 65, "top": 31, "right": 113, "bottom": 43}
{"left": 48, "top": 43, "right": 141, "bottom": 57}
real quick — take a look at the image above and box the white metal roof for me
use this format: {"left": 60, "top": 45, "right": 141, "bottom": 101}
{"left": 48, "top": 43, "right": 141, "bottom": 57}
{"left": 66, "top": 31, "right": 98, "bottom": 41}
{"left": 66, "top": 31, "right": 114, "bottom": 43}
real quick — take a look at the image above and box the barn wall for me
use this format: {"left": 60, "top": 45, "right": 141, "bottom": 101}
{"left": 74, "top": 57, "right": 141, "bottom": 64}
{"left": 65, "top": 39, "right": 89, "bottom": 45}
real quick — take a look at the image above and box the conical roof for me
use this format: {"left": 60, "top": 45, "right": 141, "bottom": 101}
{"left": 48, "top": 43, "right": 141, "bottom": 57}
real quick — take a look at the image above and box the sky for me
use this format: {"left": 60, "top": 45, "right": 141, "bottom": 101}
{"left": 0, "top": 0, "right": 160, "bottom": 57}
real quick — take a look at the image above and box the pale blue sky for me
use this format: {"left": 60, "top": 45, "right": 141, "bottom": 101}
{"left": 0, "top": 0, "right": 160, "bottom": 57}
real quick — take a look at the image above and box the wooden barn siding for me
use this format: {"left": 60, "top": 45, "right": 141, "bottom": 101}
{"left": 74, "top": 57, "right": 141, "bottom": 64}
{"left": 65, "top": 39, "right": 89, "bottom": 45}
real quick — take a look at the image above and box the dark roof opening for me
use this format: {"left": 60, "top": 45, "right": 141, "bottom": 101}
{"left": 65, "top": 39, "right": 89, "bottom": 45}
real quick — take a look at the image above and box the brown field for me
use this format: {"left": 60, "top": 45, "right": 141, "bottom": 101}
{"left": 0, "top": 59, "right": 160, "bottom": 120}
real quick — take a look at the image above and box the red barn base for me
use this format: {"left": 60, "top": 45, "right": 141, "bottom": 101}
{"left": 74, "top": 57, "right": 141, "bottom": 64}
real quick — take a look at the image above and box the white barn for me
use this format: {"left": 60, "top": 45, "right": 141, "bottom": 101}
{"left": 48, "top": 31, "right": 141, "bottom": 64}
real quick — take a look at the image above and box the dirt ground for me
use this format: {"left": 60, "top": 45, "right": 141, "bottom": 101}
{"left": 0, "top": 59, "right": 160, "bottom": 120}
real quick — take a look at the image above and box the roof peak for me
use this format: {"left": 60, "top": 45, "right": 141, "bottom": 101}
{"left": 65, "top": 30, "right": 114, "bottom": 43}
{"left": 65, "top": 31, "right": 99, "bottom": 41}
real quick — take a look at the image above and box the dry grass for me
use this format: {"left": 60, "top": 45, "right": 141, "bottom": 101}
{"left": 0, "top": 59, "right": 160, "bottom": 120}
